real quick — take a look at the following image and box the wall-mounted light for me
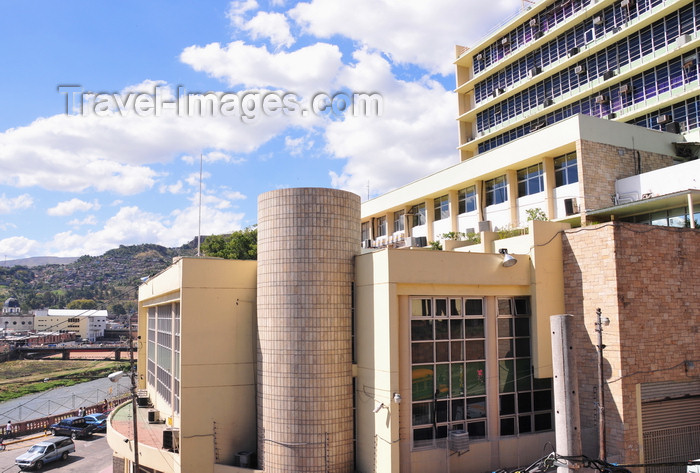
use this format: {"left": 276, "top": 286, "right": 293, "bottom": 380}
{"left": 499, "top": 248, "right": 518, "bottom": 267}
{"left": 393, "top": 393, "right": 402, "bottom": 404}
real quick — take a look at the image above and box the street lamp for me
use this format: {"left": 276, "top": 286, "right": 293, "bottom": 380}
{"left": 109, "top": 314, "right": 140, "bottom": 473}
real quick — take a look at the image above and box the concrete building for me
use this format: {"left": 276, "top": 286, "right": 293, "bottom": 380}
{"left": 35, "top": 309, "right": 107, "bottom": 342}
{"left": 106, "top": 0, "right": 699, "bottom": 472}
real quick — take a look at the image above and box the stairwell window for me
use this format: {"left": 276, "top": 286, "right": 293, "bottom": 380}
{"left": 486, "top": 176, "right": 508, "bottom": 206}
{"left": 517, "top": 163, "right": 544, "bottom": 197}
{"left": 554, "top": 152, "right": 578, "bottom": 187}
{"left": 434, "top": 195, "right": 450, "bottom": 221}
{"left": 458, "top": 186, "right": 477, "bottom": 214}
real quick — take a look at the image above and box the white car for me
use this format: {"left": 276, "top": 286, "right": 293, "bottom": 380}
{"left": 15, "top": 436, "right": 75, "bottom": 470}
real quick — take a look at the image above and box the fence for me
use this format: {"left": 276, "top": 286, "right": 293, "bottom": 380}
{"left": 644, "top": 424, "right": 700, "bottom": 473}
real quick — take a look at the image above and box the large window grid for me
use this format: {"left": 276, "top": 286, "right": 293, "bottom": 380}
{"left": 376, "top": 216, "right": 387, "bottom": 237}
{"left": 517, "top": 164, "right": 544, "bottom": 197}
{"left": 473, "top": 0, "right": 691, "bottom": 90}
{"left": 458, "top": 186, "right": 477, "bottom": 214}
{"left": 411, "top": 203, "right": 426, "bottom": 227}
{"left": 554, "top": 152, "right": 578, "bottom": 187}
{"left": 497, "top": 298, "right": 553, "bottom": 436}
{"left": 411, "top": 297, "right": 487, "bottom": 448}
{"left": 473, "top": 2, "right": 699, "bottom": 138}
{"left": 147, "top": 307, "right": 156, "bottom": 387}
{"left": 173, "top": 302, "right": 180, "bottom": 414}
{"left": 486, "top": 176, "right": 508, "bottom": 206}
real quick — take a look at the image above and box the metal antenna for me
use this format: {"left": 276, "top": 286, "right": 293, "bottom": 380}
{"left": 197, "top": 154, "right": 203, "bottom": 257}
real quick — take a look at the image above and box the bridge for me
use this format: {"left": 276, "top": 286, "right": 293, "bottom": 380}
{"left": 17, "top": 345, "right": 134, "bottom": 360}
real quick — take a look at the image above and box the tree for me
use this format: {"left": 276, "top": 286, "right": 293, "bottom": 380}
{"left": 66, "top": 299, "right": 98, "bottom": 310}
{"left": 202, "top": 226, "right": 257, "bottom": 260}
{"left": 109, "top": 303, "right": 127, "bottom": 316}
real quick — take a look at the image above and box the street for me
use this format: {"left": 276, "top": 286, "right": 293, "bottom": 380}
{"left": 0, "top": 433, "right": 113, "bottom": 473}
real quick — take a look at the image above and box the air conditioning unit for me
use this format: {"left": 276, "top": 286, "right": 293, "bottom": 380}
{"left": 163, "top": 428, "right": 180, "bottom": 452}
{"left": 656, "top": 114, "right": 671, "bottom": 125}
{"left": 619, "top": 83, "right": 631, "bottom": 94}
{"left": 449, "top": 429, "right": 470, "bottom": 452}
{"left": 148, "top": 409, "right": 160, "bottom": 424}
{"left": 528, "top": 66, "right": 542, "bottom": 78}
{"left": 603, "top": 70, "right": 616, "bottom": 80}
{"left": 543, "top": 97, "right": 554, "bottom": 107}
{"left": 476, "top": 53, "right": 484, "bottom": 61}
{"left": 361, "top": 239, "right": 372, "bottom": 249}
{"left": 235, "top": 451, "right": 255, "bottom": 468}
{"left": 593, "top": 15, "right": 603, "bottom": 25}
{"left": 477, "top": 220, "right": 492, "bottom": 232}
{"left": 575, "top": 65, "right": 586, "bottom": 75}
{"left": 595, "top": 95, "right": 609, "bottom": 104}
{"left": 676, "top": 34, "right": 691, "bottom": 48}
{"left": 529, "top": 18, "right": 538, "bottom": 27}
{"left": 607, "top": 112, "right": 617, "bottom": 119}
{"left": 564, "top": 198, "right": 579, "bottom": 216}
{"left": 665, "top": 121, "right": 681, "bottom": 134}
{"left": 415, "top": 236, "right": 428, "bottom": 247}
{"left": 568, "top": 47, "right": 580, "bottom": 57}
{"left": 501, "top": 37, "right": 510, "bottom": 45}
{"left": 621, "top": 0, "right": 633, "bottom": 7}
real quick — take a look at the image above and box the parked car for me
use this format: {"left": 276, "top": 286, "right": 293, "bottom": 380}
{"left": 83, "top": 413, "right": 107, "bottom": 432}
{"left": 49, "top": 416, "right": 96, "bottom": 439}
{"left": 15, "top": 436, "right": 75, "bottom": 470}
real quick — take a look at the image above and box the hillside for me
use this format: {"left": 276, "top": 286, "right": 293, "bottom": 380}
{"left": 0, "top": 256, "right": 78, "bottom": 268}
{"left": 0, "top": 241, "right": 199, "bottom": 311}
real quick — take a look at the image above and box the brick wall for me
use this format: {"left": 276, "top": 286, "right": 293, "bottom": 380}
{"left": 577, "top": 140, "right": 675, "bottom": 223}
{"left": 562, "top": 222, "right": 700, "bottom": 464}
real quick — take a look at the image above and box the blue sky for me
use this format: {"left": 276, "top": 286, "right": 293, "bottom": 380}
{"left": 0, "top": 0, "right": 522, "bottom": 259}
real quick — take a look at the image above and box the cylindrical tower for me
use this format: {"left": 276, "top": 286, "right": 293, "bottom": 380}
{"left": 256, "top": 188, "right": 360, "bottom": 473}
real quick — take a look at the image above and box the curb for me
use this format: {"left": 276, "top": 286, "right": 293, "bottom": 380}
{"left": 4, "top": 432, "right": 50, "bottom": 446}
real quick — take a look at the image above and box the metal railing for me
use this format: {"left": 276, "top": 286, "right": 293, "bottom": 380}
{"left": 643, "top": 424, "right": 700, "bottom": 473}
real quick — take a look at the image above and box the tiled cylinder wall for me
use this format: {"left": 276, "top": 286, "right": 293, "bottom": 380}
{"left": 256, "top": 188, "right": 360, "bottom": 473}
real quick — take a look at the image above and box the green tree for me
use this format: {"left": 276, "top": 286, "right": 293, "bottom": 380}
{"left": 109, "top": 303, "right": 127, "bottom": 316}
{"left": 202, "top": 226, "right": 258, "bottom": 260}
{"left": 66, "top": 299, "right": 98, "bottom": 310}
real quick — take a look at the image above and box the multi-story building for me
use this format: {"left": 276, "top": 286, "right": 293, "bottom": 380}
{"left": 35, "top": 309, "right": 107, "bottom": 341}
{"left": 106, "top": 1, "right": 699, "bottom": 473}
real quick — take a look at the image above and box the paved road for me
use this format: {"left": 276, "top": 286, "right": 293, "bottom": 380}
{"left": 0, "top": 377, "right": 132, "bottom": 422}
{"left": 0, "top": 433, "right": 113, "bottom": 472}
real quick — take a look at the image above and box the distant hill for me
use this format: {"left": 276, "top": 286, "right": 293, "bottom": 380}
{"left": 0, "top": 239, "right": 201, "bottom": 311}
{"left": 0, "top": 256, "right": 78, "bottom": 268}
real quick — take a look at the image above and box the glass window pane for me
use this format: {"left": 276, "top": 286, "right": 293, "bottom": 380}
{"left": 467, "top": 397, "right": 487, "bottom": 419}
{"left": 412, "top": 402, "right": 432, "bottom": 425}
{"left": 518, "top": 392, "right": 532, "bottom": 413}
{"left": 436, "top": 342, "right": 450, "bottom": 362}
{"left": 467, "top": 421, "right": 487, "bottom": 439}
{"left": 500, "top": 393, "right": 516, "bottom": 416}
{"left": 465, "top": 319, "right": 484, "bottom": 339}
{"left": 413, "top": 427, "right": 434, "bottom": 442}
{"left": 465, "top": 299, "right": 483, "bottom": 315}
{"left": 466, "top": 340, "right": 485, "bottom": 360}
{"left": 519, "top": 415, "right": 532, "bottom": 433}
{"left": 452, "top": 399, "right": 465, "bottom": 420}
{"left": 498, "top": 299, "right": 512, "bottom": 315}
{"left": 466, "top": 361, "right": 486, "bottom": 395}
{"left": 435, "top": 320, "right": 449, "bottom": 340}
{"left": 412, "top": 299, "right": 431, "bottom": 317}
{"left": 435, "top": 299, "right": 448, "bottom": 316}
{"left": 436, "top": 364, "right": 450, "bottom": 398}
{"left": 498, "top": 318, "right": 513, "bottom": 337}
{"left": 515, "top": 338, "right": 531, "bottom": 357}
{"left": 436, "top": 401, "right": 448, "bottom": 422}
{"left": 411, "top": 320, "right": 433, "bottom": 341}
{"left": 450, "top": 299, "right": 462, "bottom": 316}
{"left": 450, "top": 320, "right": 464, "bottom": 339}
{"left": 514, "top": 298, "right": 530, "bottom": 315}
{"left": 499, "top": 359, "right": 515, "bottom": 392}
{"left": 498, "top": 339, "right": 513, "bottom": 358}
{"left": 534, "top": 413, "right": 553, "bottom": 431}
{"left": 412, "top": 366, "right": 434, "bottom": 401}
{"left": 514, "top": 318, "right": 530, "bottom": 336}
{"left": 412, "top": 343, "right": 433, "bottom": 363}
{"left": 451, "top": 363, "right": 465, "bottom": 396}
{"left": 533, "top": 390, "right": 553, "bottom": 411}
{"left": 516, "top": 358, "right": 532, "bottom": 390}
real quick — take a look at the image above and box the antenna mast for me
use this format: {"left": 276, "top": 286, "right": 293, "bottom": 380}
{"left": 197, "top": 154, "right": 203, "bottom": 257}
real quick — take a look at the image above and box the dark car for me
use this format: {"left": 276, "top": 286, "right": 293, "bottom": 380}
{"left": 49, "top": 416, "right": 96, "bottom": 439}
{"left": 83, "top": 413, "right": 107, "bottom": 432}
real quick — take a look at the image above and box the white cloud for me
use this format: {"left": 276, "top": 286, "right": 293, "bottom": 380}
{"left": 68, "top": 215, "right": 98, "bottom": 226}
{"left": 159, "top": 181, "right": 185, "bottom": 194}
{"left": 245, "top": 11, "right": 295, "bottom": 48}
{"left": 47, "top": 198, "right": 100, "bottom": 216}
{"left": 290, "top": 0, "right": 522, "bottom": 75}
{"left": 221, "top": 189, "right": 247, "bottom": 200}
{"left": 182, "top": 150, "right": 246, "bottom": 165}
{"left": 327, "top": 49, "right": 457, "bottom": 198}
{"left": 227, "top": 0, "right": 260, "bottom": 27}
{"left": 0, "top": 236, "right": 40, "bottom": 259}
{"left": 180, "top": 41, "right": 343, "bottom": 93}
{"left": 0, "top": 193, "right": 34, "bottom": 214}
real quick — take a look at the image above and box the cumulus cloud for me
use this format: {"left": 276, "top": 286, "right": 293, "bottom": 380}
{"left": 47, "top": 198, "right": 100, "bottom": 216}
{"left": 245, "top": 11, "right": 295, "bottom": 48}
{"left": 68, "top": 215, "right": 98, "bottom": 226}
{"left": 0, "top": 236, "right": 40, "bottom": 259}
{"left": 0, "top": 194, "right": 34, "bottom": 214}
{"left": 290, "top": 0, "right": 522, "bottom": 75}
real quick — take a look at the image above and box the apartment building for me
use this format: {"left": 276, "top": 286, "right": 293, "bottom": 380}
{"left": 106, "top": 1, "right": 699, "bottom": 472}
{"left": 35, "top": 309, "right": 107, "bottom": 341}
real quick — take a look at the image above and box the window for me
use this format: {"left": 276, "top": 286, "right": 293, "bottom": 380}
{"left": 411, "top": 203, "right": 426, "bottom": 227}
{"left": 486, "top": 176, "right": 508, "bottom": 206}
{"left": 376, "top": 216, "right": 387, "bottom": 237}
{"left": 554, "top": 152, "right": 578, "bottom": 187}
{"left": 458, "top": 186, "right": 477, "bottom": 214}
{"left": 394, "top": 210, "right": 405, "bottom": 233}
{"left": 434, "top": 195, "right": 449, "bottom": 221}
{"left": 411, "top": 297, "right": 487, "bottom": 448}
{"left": 361, "top": 222, "right": 370, "bottom": 241}
{"left": 517, "top": 163, "right": 544, "bottom": 197}
{"left": 497, "top": 298, "right": 552, "bottom": 436}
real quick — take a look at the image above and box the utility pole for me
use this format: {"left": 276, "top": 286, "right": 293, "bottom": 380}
{"left": 128, "top": 314, "right": 140, "bottom": 473}
{"left": 595, "top": 308, "right": 609, "bottom": 462}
